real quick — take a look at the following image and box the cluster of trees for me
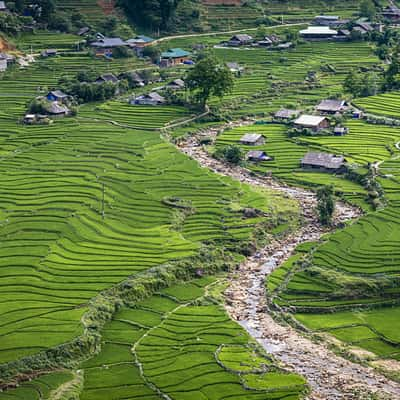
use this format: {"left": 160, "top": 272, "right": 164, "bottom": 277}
{"left": 213, "top": 145, "right": 243, "bottom": 165}
{"left": 117, "top": 0, "right": 182, "bottom": 31}
{"left": 58, "top": 71, "right": 127, "bottom": 103}
{"left": 343, "top": 69, "right": 380, "bottom": 98}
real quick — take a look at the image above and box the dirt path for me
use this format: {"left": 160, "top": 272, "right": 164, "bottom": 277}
{"left": 152, "top": 23, "right": 305, "bottom": 44}
{"left": 177, "top": 122, "right": 400, "bottom": 399}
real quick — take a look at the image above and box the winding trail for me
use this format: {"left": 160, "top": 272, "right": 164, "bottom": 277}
{"left": 177, "top": 121, "right": 400, "bottom": 399}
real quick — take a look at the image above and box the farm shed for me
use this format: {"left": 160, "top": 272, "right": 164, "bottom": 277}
{"left": 274, "top": 109, "right": 299, "bottom": 121}
{"left": 41, "top": 49, "right": 57, "bottom": 57}
{"left": 247, "top": 150, "right": 271, "bottom": 162}
{"left": 334, "top": 127, "right": 349, "bottom": 136}
{"left": 299, "top": 26, "right": 338, "bottom": 40}
{"left": 240, "top": 133, "right": 266, "bottom": 146}
{"left": 313, "top": 15, "right": 339, "bottom": 26}
{"left": 133, "top": 92, "right": 166, "bottom": 106}
{"left": 166, "top": 79, "right": 185, "bottom": 90}
{"left": 228, "top": 34, "right": 253, "bottom": 46}
{"left": 294, "top": 115, "right": 329, "bottom": 131}
{"left": 301, "top": 152, "right": 345, "bottom": 172}
{"left": 316, "top": 99, "right": 347, "bottom": 114}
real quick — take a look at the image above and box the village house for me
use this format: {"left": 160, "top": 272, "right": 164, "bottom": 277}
{"left": 120, "top": 71, "right": 145, "bottom": 87}
{"left": 274, "top": 109, "right": 300, "bottom": 121}
{"left": 301, "top": 152, "right": 346, "bottom": 172}
{"left": 47, "top": 90, "right": 69, "bottom": 103}
{"left": 0, "top": 1, "right": 7, "bottom": 12}
{"left": 382, "top": 5, "right": 400, "bottom": 21}
{"left": 41, "top": 49, "right": 57, "bottom": 58}
{"left": 166, "top": 79, "right": 185, "bottom": 90}
{"left": 90, "top": 37, "right": 127, "bottom": 57}
{"left": 239, "top": 133, "right": 266, "bottom": 146}
{"left": 299, "top": 26, "right": 338, "bottom": 40}
{"left": 228, "top": 34, "right": 253, "bottom": 47}
{"left": 247, "top": 150, "right": 272, "bottom": 162}
{"left": 95, "top": 73, "right": 119, "bottom": 84}
{"left": 274, "top": 42, "right": 293, "bottom": 50}
{"left": 132, "top": 92, "right": 166, "bottom": 106}
{"left": 353, "top": 22, "right": 374, "bottom": 35}
{"left": 202, "top": 0, "right": 242, "bottom": 5}
{"left": 294, "top": 115, "right": 330, "bottom": 131}
{"left": 160, "top": 48, "right": 191, "bottom": 66}
{"left": 335, "top": 29, "right": 351, "bottom": 41}
{"left": 316, "top": 99, "right": 347, "bottom": 114}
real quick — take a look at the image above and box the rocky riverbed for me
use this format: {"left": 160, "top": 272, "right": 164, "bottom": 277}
{"left": 177, "top": 121, "right": 400, "bottom": 399}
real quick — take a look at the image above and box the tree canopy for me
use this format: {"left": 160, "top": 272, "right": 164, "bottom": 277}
{"left": 185, "top": 55, "right": 234, "bottom": 108}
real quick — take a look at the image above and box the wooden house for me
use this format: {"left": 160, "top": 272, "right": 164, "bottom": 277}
{"left": 301, "top": 152, "right": 345, "bottom": 172}
{"left": 294, "top": 115, "right": 329, "bottom": 131}
{"left": 239, "top": 133, "right": 265, "bottom": 146}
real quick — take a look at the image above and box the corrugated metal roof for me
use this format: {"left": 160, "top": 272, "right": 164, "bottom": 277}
{"left": 294, "top": 115, "right": 327, "bottom": 127}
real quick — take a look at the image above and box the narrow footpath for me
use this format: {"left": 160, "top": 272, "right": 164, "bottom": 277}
{"left": 177, "top": 121, "right": 400, "bottom": 399}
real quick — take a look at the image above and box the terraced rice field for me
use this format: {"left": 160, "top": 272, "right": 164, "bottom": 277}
{"left": 355, "top": 91, "right": 400, "bottom": 119}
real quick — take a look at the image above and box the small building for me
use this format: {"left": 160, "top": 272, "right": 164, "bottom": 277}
{"left": 132, "top": 92, "right": 166, "bottom": 106}
{"left": 228, "top": 34, "right": 253, "bottom": 46}
{"left": 239, "top": 133, "right": 266, "bottom": 146}
{"left": 161, "top": 48, "right": 191, "bottom": 66}
{"left": 299, "top": 26, "right": 338, "bottom": 40}
{"left": 226, "top": 62, "right": 244, "bottom": 74}
{"left": 120, "top": 71, "right": 145, "bottom": 87}
{"left": 41, "top": 49, "right": 58, "bottom": 57}
{"left": 47, "top": 90, "right": 69, "bottom": 103}
{"left": 23, "top": 114, "right": 36, "bottom": 124}
{"left": 91, "top": 37, "right": 126, "bottom": 48}
{"left": 258, "top": 37, "right": 273, "bottom": 47}
{"left": 301, "top": 152, "right": 345, "bottom": 172}
{"left": 77, "top": 26, "right": 90, "bottom": 36}
{"left": 274, "top": 109, "right": 300, "bottom": 121}
{"left": 247, "top": 150, "right": 272, "bottom": 162}
{"left": 47, "top": 102, "right": 70, "bottom": 117}
{"left": 316, "top": 99, "right": 347, "bottom": 114}
{"left": 313, "top": 15, "right": 339, "bottom": 26}
{"left": 127, "top": 35, "right": 154, "bottom": 48}
{"left": 0, "top": 58, "right": 6, "bottom": 72}
{"left": 166, "top": 79, "right": 185, "bottom": 90}
{"left": 353, "top": 110, "right": 364, "bottom": 119}
{"left": 275, "top": 42, "right": 293, "bottom": 50}
{"left": 294, "top": 115, "right": 330, "bottom": 131}
{"left": 333, "top": 126, "right": 349, "bottom": 136}
{"left": 0, "top": 1, "right": 7, "bottom": 11}
{"left": 95, "top": 73, "right": 119, "bottom": 84}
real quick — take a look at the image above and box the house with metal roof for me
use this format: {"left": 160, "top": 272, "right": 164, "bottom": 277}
{"left": 299, "top": 26, "right": 338, "bottom": 40}
{"left": 46, "top": 102, "right": 70, "bottom": 117}
{"left": 382, "top": 5, "right": 400, "bottom": 21}
{"left": 228, "top": 34, "right": 253, "bottom": 46}
{"left": 294, "top": 115, "right": 330, "bottom": 131}
{"left": 95, "top": 73, "right": 119, "bottom": 84}
{"left": 313, "top": 15, "right": 339, "bottom": 26}
{"left": 247, "top": 150, "right": 272, "bottom": 162}
{"left": 47, "top": 90, "right": 69, "bottom": 103}
{"left": 316, "top": 99, "right": 347, "bottom": 114}
{"left": 0, "top": 1, "right": 7, "bottom": 11}
{"left": 91, "top": 37, "right": 127, "bottom": 48}
{"left": 161, "top": 48, "right": 191, "bottom": 66}
{"left": 301, "top": 152, "right": 345, "bottom": 172}
{"left": 239, "top": 133, "right": 266, "bottom": 146}
{"left": 166, "top": 79, "right": 185, "bottom": 90}
{"left": 127, "top": 35, "right": 154, "bottom": 48}
{"left": 132, "top": 92, "right": 166, "bottom": 106}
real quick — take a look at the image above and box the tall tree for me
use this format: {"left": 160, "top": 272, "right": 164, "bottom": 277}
{"left": 316, "top": 185, "right": 335, "bottom": 226}
{"left": 185, "top": 55, "right": 234, "bottom": 109}
{"left": 360, "top": 0, "right": 376, "bottom": 20}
